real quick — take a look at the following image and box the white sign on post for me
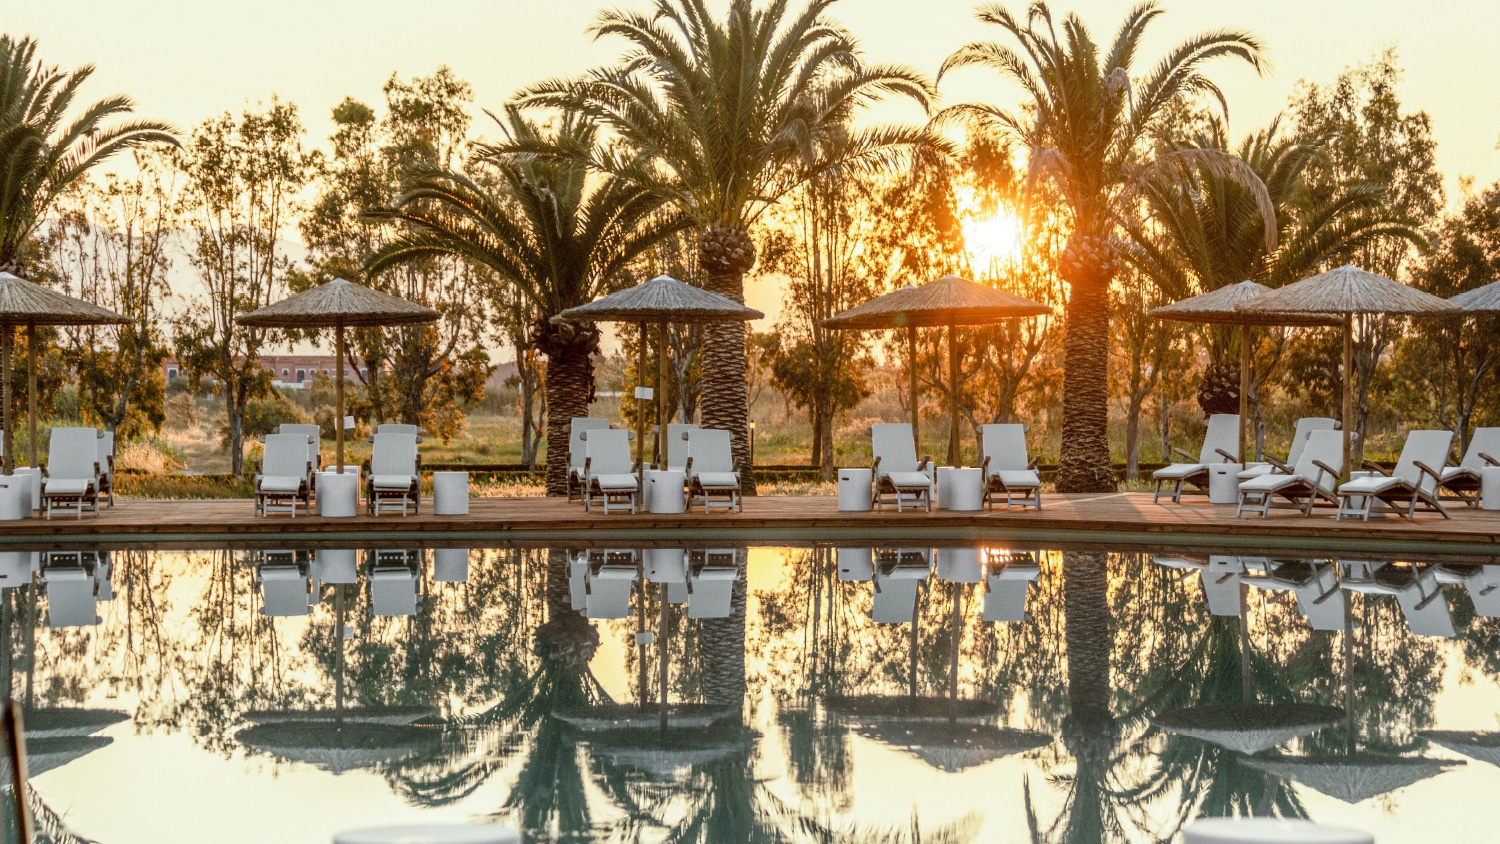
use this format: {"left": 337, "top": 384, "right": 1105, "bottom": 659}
{"left": 635, "top": 387, "right": 654, "bottom": 400}
{"left": 343, "top": 415, "right": 356, "bottom": 430}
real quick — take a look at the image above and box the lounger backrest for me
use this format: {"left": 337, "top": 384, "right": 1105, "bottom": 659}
{"left": 1290, "top": 429, "right": 1342, "bottom": 480}
{"left": 583, "top": 428, "right": 632, "bottom": 475}
{"left": 979, "top": 424, "right": 1030, "bottom": 472}
{"left": 685, "top": 428, "right": 733, "bottom": 475}
{"left": 871, "top": 423, "right": 919, "bottom": 472}
{"left": 1392, "top": 430, "right": 1454, "bottom": 493}
{"left": 1287, "top": 418, "right": 1337, "bottom": 465}
{"left": 278, "top": 424, "right": 321, "bottom": 461}
{"left": 377, "top": 423, "right": 423, "bottom": 438}
{"left": 665, "top": 423, "right": 700, "bottom": 471}
{"left": 370, "top": 433, "right": 418, "bottom": 476}
{"left": 569, "top": 418, "right": 611, "bottom": 470}
{"left": 1200, "top": 414, "right": 1240, "bottom": 463}
{"left": 47, "top": 428, "right": 100, "bottom": 480}
{"left": 1460, "top": 427, "right": 1500, "bottom": 470}
{"left": 262, "top": 433, "right": 312, "bottom": 479}
{"left": 98, "top": 431, "right": 115, "bottom": 473}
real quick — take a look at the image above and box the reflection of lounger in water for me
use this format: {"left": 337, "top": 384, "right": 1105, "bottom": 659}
{"left": 1241, "top": 560, "right": 1345, "bottom": 632}
{"left": 1341, "top": 562, "right": 1455, "bottom": 638}
{"left": 370, "top": 550, "right": 420, "bottom": 617}
{"left": 1154, "top": 555, "right": 1244, "bottom": 617}
{"left": 687, "top": 550, "right": 738, "bottom": 619}
{"left": 43, "top": 559, "right": 98, "bottom": 628}
{"left": 983, "top": 560, "right": 1039, "bottom": 622}
{"left": 870, "top": 549, "right": 930, "bottom": 624}
{"left": 585, "top": 551, "right": 638, "bottom": 620}
{"left": 1435, "top": 564, "right": 1500, "bottom": 618}
{"left": 258, "top": 552, "right": 315, "bottom": 618}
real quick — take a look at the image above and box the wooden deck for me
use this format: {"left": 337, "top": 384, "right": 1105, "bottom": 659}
{"left": 1, "top": 493, "right": 1498, "bottom": 557}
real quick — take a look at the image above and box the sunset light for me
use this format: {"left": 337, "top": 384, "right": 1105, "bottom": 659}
{"left": 960, "top": 209, "right": 1024, "bottom": 267}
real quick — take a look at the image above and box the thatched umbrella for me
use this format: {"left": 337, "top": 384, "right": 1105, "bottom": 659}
{"left": 1151, "top": 280, "right": 1338, "bottom": 464}
{"left": 1420, "top": 730, "right": 1500, "bottom": 767}
{"left": 238, "top": 278, "right": 439, "bottom": 474}
{"left": 1153, "top": 703, "right": 1345, "bottom": 755}
{"left": 823, "top": 275, "right": 1050, "bottom": 466}
{"left": 1238, "top": 265, "right": 1459, "bottom": 478}
{"left": 854, "top": 722, "right": 1051, "bottom": 773}
{"left": 556, "top": 275, "right": 762, "bottom": 484}
{"left": 1244, "top": 753, "right": 1458, "bottom": 804}
{"left": 236, "top": 721, "right": 440, "bottom": 774}
{"left": 1448, "top": 279, "right": 1500, "bottom": 312}
{"left": 0, "top": 273, "right": 128, "bottom": 473}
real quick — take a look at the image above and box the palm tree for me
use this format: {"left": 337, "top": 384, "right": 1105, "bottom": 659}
{"left": 367, "top": 108, "right": 689, "bottom": 494}
{"left": 515, "top": 0, "right": 935, "bottom": 492}
{"left": 0, "top": 35, "right": 178, "bottom": 271}
{"left": 1120, "top": 118, "right": 1421, "bottom": 418}
{"left": 939, "top": 2, "right": 1270, "bottom": 492}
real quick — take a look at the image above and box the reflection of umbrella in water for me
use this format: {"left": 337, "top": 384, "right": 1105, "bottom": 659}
{"left": 579, "top": 725, "right": 756, "bottom": 779}
{"left": 854, "top": 722, "right": 1051, "bottom": 773}
{"left": 242, "top": 706, "right": 435, "bottom": 727}
{"left": 0, "top": 736, "right": 111, "bottom": 782}
{"left": 554, "top": 702, "right": 735, "bottom": 732}
{"left": 236, "top": 722, "right": 440, "bottom": 774}
{"left": 822, "top": 695, "right": 999, "bottom": 725}
{"left": 1243, "top": 754, "right": 1458, "bottom": 804}
{"left": 21, "top": 708, "right": 127, "bottom": 739}
{"left": 1153, "top": 703, "right": 1344, "bottom": 755}
{"left": 1419, "top": 731, "right": 1500, "bottom": 767}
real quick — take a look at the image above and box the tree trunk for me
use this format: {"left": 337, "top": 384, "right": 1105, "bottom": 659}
{"left": 1061, "top": 550, "right": 1117, "bottom": 843}
{"left": 1124, "top": 396, "right": 1141, "bottom": 482}
{"left": 542, "top": 346, "right": 595, "bottom": 497}
{"left": 698, "top": 226, "right": 757, "bottom": 494}
{"left": 1055, "top": 235, "right": 1117, "bottom": 493}
{"left": 818, "top": 398, "right": 835, "bottom": 482}
{"left": 227, "top": 383, "right": 246, "bottom": 477}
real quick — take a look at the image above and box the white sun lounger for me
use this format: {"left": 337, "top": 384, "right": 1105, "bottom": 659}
{"left": 870, "top": 549, "right": 930, "bottom": 623}
{"left": 40, "top": 427, "right": 103, "bottom": 519}
{"left": 96, "top": 430, "right": 116, "bottom": 507}
{"left": 277, "top": 423, "right": 322, "bottom": 491}
{"left": 979, "top": 423, "right": 1042, "bottom": 510}
{"left": 1237, "top": 429, "right": 1345, "bottom": 518}
{"left": 871, "top": 423, "right": 932, "bottom": 512}
{"left": 1153, "top": 414, "right": 1240, "bottom": 504}
{"left": 375, "top": 423, "right": 424, "bottom": 442}
{"left": 1242, "top": 560, "right": 1347, "bottom": 632}
{"left": 1336, "top": 430, "right": 1454, "bottom": 521}
{"left": 1435, "top": 564, "right": 1500, "bottom": 617}
{"left": 366, "top": 433, "right": 421, "bottom": 516}
{"left": 1156, "top": 555, "right": 1245, "bottom": 617}
{"left": 685, "top": 428, "right": 741, "bottom": 513}
{"left": 687, "top": 550, "right": 738, "bottom": 619}
{"left": 1238, "top": 417, "right": 1337, "bottom": 482}
{"left": 585, "top": 551, "right": 638, "bottom": 619}
{"left": 567, "top": 418, "right": 612, "bottom": 503}
{"left": 983, "top": 560, "right": 1040, "bottom": 622}
{"left": 582, "top": 428, "right": 638, "bottom": 514}
{"left": 370, "top": 550, "right": 420, "bottom": 617}
{"left": 42, "top": 557, "right": 99, "bottom": 628}
{"left": 256, "top": 433, "right": 314, "bottom": 517}
{"left": 1438, "top": 427, "right": 1500, "bottom": 506}
{"left": 661, "top": 423, "right": 700, "bottom": 471}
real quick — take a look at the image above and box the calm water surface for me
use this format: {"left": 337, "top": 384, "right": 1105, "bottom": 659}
{"left": 1, "top": 544, "right": 1496, "bottom": 843}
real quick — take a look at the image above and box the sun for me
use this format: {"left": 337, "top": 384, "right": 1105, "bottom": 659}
{"left": 961, "top": 210, "right": 1024, "bottom": 268}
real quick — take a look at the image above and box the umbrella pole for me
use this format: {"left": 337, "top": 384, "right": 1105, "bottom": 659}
{"left": 26, "top": 325, "right": 36, "bottom": 468}
{"left": 1, "top": 326, "right": 12, "bottom": 474}
{"left": 948, "top": 325, "right": 960, "bottom": 467}
{"left": 948, "top": 581, "right": 961, "bottom": 704}
{"left": 659, "top": 584, "right": 671, "bottom": 731}
{"left": 1342, "top": 314, "right": 1353, "bottom": 480}
{"left": 1238, "top": 323, "right": 1250, "bottom": 464}
{"left": 336, "top": 322, "right": 346, "bottom": 475}
{"left": 637, "top": 322, "right": 648, "bottom": 487}
{"left": 907, "top": 326, "right": 919, "bottom": 454}
{"left": 657, "top": 321, "right": 669, "bottom": 466}
{"left": 1239, "top": 583, "right": 1252, "bottom": 705}
{"left": 335, "top": 584, "right": 345, "bottom": 718}
{"left": 909, "top": 580, "right": 920, "bottom": 699}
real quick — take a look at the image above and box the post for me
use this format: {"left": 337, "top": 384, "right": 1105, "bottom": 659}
{"left": 637, "top": 322, "right": 649, "bottom": 488}
{"left": 335, "top": 321, "right": 346, "bottom": 474}
{"left": 1342, "top": 314, "right": 1353, "bottom": 481}
{"left": 26, "top": 325, "right": 37, "bottom": 468}
{"left": 2, "top": 700, "right": 32, "bottom": 844}
{"left": 908, "top": 581, "right": 920, "bottom": 699}
{"left": 335, "top": 584, "right": 345, "bottom": 716}
{"left": 656, "top": 321, "right": 669, "bottom": 466}
{"left": 907, "top": 325, "right": 919, "bottom": 453}
{"left": 1, "top": 326, "right": 12, "bottom": 475}
{"left": 659, "top": 585, "right": 671, "bottom": 731}
{"left": 947, "top": 324, "right": 961, "bottom": 467}
{"left": 1238, "top": 322, "right": 1250, "bottom": 464}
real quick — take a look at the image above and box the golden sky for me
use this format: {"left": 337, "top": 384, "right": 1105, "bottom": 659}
{"left": 10, "top": 0, "right": 1500, "bottom": 202}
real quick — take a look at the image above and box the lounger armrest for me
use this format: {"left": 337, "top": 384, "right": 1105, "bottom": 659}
{"left": 1361, "top": 460, "right": 1391, "bottom": 476}
{"left": 919, "top": 456, "right": 931, "bottom": 472}
{"left": 980, "top": 455, "right": 991, "bottom": 475}
{"left": 684, "top": 456, "right": 694, "bottom": 476}
{"left": 1028, "top": 455, "right": 1040, "bottom": 470}
{"left": 1414, "top": 459, "right": 1445, "bottom": 486}
{"left": 1311, "top": 460, "right": 1340, "bottom": 485}
{"left": 1213, "top": 448, "right": 1238, "bottom": 463}
{"left": 1264, "top": 455, "right": 1291, "bottom": 473}
{"left": 1171, "top": 447, "right": 1196, "bottom": 462}
{"left": 871, "top": 456, "right": 881, "bottom": 477}
{"left": 583, "top": 456, "right": 592, "bottom": 477}
{"left": 1482, "top": 451, "right": 1500, "bottom": 467}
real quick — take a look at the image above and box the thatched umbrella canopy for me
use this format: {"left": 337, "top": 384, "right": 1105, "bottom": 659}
{"left": 1420, "top": 730, "right": 1500, "bottom": 767}
{"left": 824, "top": 275, "right": 1051, "bottom": 466}
{"left": 0, "top": 273, "right": 128, "bottom": 473}
{"left": 1244, "top": 752, "right": 1459, "bottom": 804}
{"left": 557, "top": 275, "right": 762, "bottom": 480}
{"left": 242, "top": 705, "right": 436, "bottom": 727}
{"left": 854, "top": 722, "right": 1052, "bottom": 773}
{"left": 1238, "top": 265, "right": 1460, "bottom": 478}
{"left": 236, "top": 722, "right": 440, "bottom": 774}
{"left": 1152, "top": 703, "right": 1345, "bottom": 755}
{"left": 239, "top": 278, "right": 440, "bottom": 474}
{"left": 21, "top": 708, "right": 128, "bottom": 739}
{"left": 0, "top": 735, "right": 112, "bottom": 782}
{"left": 1151, "top": 280, "right": 1339, "bottom": 463}
{"left": 1449, "top": 279, "right": 1500, "bottom": 312}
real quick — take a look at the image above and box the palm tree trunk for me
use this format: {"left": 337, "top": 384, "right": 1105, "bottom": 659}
{"left": 697, "top": 550, "right": 747, "bottom": 714}
{"left": 1061, "top": 550, "right": 1117, "bottom": 844}
{"left": 698, "top": 226, "right": 757, "bottom": 494}
{"left": 542, "top": 337, "right": 596, "bottom": 496}
{"left": 1056, "top": 237, "right": 1117, "bottom": 493}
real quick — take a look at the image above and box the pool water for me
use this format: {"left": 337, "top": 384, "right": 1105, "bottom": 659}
{"left": 0, "top": 544, "right": 1496, "bottom": 843}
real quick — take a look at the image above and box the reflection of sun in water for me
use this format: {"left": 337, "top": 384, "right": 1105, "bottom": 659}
{"left": 961, "top": 210, "right": 1023, "bottom": 267}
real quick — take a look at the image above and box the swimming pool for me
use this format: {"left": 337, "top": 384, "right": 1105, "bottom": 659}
{"left": 0, "top": 543, "right": 1493, "bottom": 843}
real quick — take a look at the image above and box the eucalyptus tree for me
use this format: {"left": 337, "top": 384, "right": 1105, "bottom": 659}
{"left": 514, "top": 0, "right": 935, "bottom": 492}
{"left": 0, "top": 34, "right": 178, "bottom": 273}
{"left": 368, "top": 108, "right": 689, "bottom": 495}
{"left": 939, "top": 2, "right": 1270, "bottom": 492}
{"left": 1120, "top": 118, "right": 1420, "bottom": 421}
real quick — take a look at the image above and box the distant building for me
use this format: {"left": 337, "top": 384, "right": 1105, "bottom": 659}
{"left": 162, "top": 354, "right": 368, "bottom": 389}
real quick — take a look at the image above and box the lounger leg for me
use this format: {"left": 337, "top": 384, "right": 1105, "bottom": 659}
{"left": 1153, "top": 479, "right": 1162, "bottom": 504}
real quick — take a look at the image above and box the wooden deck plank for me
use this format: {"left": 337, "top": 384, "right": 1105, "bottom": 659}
{"left": 0, "top": 494, "right": 1497, "bottom": 556}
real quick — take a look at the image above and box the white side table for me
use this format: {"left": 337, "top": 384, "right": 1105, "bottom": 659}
{"left": 1184, "top": 818, "right": 1370, "bottom": 844}
{"left": 12, "top": 467, "right": 41, "bottom": 511}
{"left": 936, "top": 546, "right": 983, "bottom": 582}
{"left": 646, "top": 469, "right": 687, "bottom": 514}
{"left": 1483, "top": 466, "right": 1500, "bottom": 511}
{"left": 316, "top": 549, "right": 358, "bottom": 584}
{"left": 1207, "top": 463, "right": 1243, "bottom": 504}
{"left": 334, "top": 825, "right": 521, "bottom": 844}
{"left": 938, "top": 467, "right": 983, "bottom": 511}
{"left": 0, "top": 476, "right": 30, "bottom": 520}
{"left": 837, "top": 547, "right": 873, "bottom": 581}
{"left": 837, "top": 468, "right": 874, "bottom": 511}
{"left": 433, "top": 548, "right": 470, "bottom": 582}
{"left": 433, "top": 471, "right": 470, "bottom": 516}
{"left": 317, "top": 469, "right": 361, "bottom": 518}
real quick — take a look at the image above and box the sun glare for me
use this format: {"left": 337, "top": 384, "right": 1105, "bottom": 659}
{"left": 960, "top": 211, "right": 1024, "bottom": 268}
